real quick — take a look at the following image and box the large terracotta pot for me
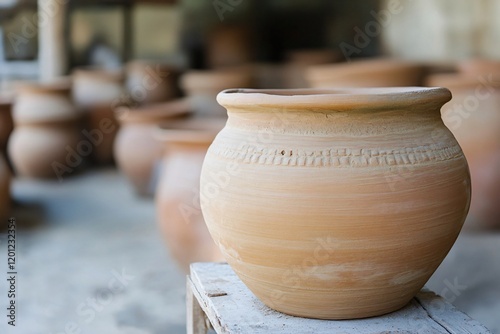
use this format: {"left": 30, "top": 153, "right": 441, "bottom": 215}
{"left": 200, "top": 88, "right": 470, "bottom": 319}
{"left": 114, "top": 99, "right": 190, "bottom": 196}
{"left": 427, "top": 73, "right": 500, "bottom": 230}
{"left": 180, "top": 69, "right": 253, "bottom": 117}
{"left": 155, "top": 118, "right": 226, "bottom": 273}
{"left": 72, "top": 68, "right": 124, "bottom": 164}
{"left": 9, "top": 82, "right": 81, "bottom": 178}
{"left": 0, "top": 95, "right": 14, "bottom": 155}
{"left": 0, "top": 153, "right": 11, "bottom": 222}
{"left": 306, "top": 58, "right": 423, "bottom": 88}
{"left": 125, "top": 61, "right": 181, "bottom": 105}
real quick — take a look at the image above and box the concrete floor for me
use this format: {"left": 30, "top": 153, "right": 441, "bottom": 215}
{"left": 0, "top": 168, "right": 499, "bottom": 333}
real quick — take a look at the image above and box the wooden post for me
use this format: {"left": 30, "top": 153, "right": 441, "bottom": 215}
{"left": 38, "top": 0, "right": 67, "bottom": 81}
{"left": 187, "top": 278, "right": 209, "bottom": 334}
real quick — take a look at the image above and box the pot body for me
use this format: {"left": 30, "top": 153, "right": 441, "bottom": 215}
{"left": 10, "top": 84, "right": 81, "bottom": 178}
{"left": 156, "top": 143, "right": 224, "bottom": 272}
{"left": 126, "top": 62, "right": 180, "bottom": 105}
{"left": 200, "top": 88, "right": 470, "bottom": 319}
{"left": 9, "top": 123, "right": 81, "bottom": 178}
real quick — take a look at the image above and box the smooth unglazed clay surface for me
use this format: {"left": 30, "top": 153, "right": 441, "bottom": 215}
{"left": 200, "top": 87, "right": 471, "bottom": 319}
{"left": 155, "top": 119, "right": 226, "bottom": 273}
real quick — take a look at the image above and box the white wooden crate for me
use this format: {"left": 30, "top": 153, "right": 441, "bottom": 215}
{"left": 187, "top": 262, "right": 492, "bottom": 334}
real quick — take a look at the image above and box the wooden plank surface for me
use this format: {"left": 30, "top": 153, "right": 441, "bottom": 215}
{"left": 189, "top": 262, "right": 492, "bottom": 334}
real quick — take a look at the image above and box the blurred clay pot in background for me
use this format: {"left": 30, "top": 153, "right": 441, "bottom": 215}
{"left": 206, "top": 24, "right": 253, "bottom": 69}
{"left": 114, "top": 99, "right": 190, "bottom": 196}
{"left": 306, "top": 58, "right": 423, "bottom": 88}
{"left": 8, "top": 82, "right": 81, "bottom": 179}
{"left": 0, "top": 153, "right": 11, "bottom": 222}
{"left": 283, "top": 49, "right": 342, "bottom": 88}
{"left": 180, "top": 69, "right": 252, "bottom": 117}
{"left": 427, "top": 73, "right": 500, "bottom": 230}
{"left": 125, "top": 61, "right": 181, "bottom": 105}
{"left": 72, "top": 68, "right": 124, "bottom": 164}
{"left": 155, "top": 118, "right": 226, "bottom": 273}
{"left": 201, "top": 88, "right": 470, "bottom": 319}
{"left": 0, "top": 95, "right": 14, "bottom": 155}
{"left": 457, "top": 59, "right": 500, "bottom": 75}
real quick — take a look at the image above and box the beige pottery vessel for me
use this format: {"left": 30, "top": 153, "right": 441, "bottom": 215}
{"left": 9, "top": 82, "right": 81, "bottom": 178}
{"left": 0, "top": 95, "right": 14, "bottom": 155}
{"left": 155, "top": 118, "right": 226, "bottom": 273}
{"left": 114, "top": 99, "right": 190, "bottom": 196}
{"left": 200, "top": 87, "right": 470, "bottom": 319}
{"left": 125, "top": 61, "right": 181, "bottom": 105}
{"left": 0, "top": 153, "right": 11, "bottom": 222}
{"left": 180, "top": 69, "right": 253, "bottom": 117}
{"left": 73, "top": 68, "right": 124, "bottom": 164}
{"left": 427, "top": 73, "right": 500, "bottom": 230}
{"left": 306, "top": 58, "right": 423, "bottom": 88}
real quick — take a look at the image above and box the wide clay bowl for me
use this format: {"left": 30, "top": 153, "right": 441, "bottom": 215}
{"left": 200, "top": 87, "right": 470, "bottom": 319}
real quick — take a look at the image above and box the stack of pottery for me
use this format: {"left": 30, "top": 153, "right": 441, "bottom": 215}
{"left": 306, "top": 58, "right": 424, "bottom": 88}
{"left": 155, "top": 118, "right": 226, "bottom": 272}
{"left": 283, "top": 49, "right": 342, "bottom": 88}
{"left": 125, "top": 61, "right": 181, "bottom": 106}
{"left": 72, "top": 68, "right": 124, "bottom": 164}
{"left": 8, "top": 82, "right": 81, "bottom": 178}
{"left": 200, "top": 88, "right": 470, "bottom": 319}
{"left": 0, "top": 95, "right": 14, "bottom": 156}
{"left": 426, "top": 60, "right": 500, "bottom": 230}
{"left": 114, "top": 99, "right": 190, "bottom": 196}
{"left": 180, "top": 68, "right": 253, "bottom": 117}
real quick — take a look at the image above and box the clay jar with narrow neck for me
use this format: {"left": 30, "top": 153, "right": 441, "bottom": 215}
{"left": 155, "top": 119, "right": 226, "bottom": 273}
{"left": 114, "top": 99, "right": 190, "bottom": 196}
{"left": 427, "top": 73, "right": 500, "bottom": 230}
{"left": 72, "top": 68, "right": 124, "bottom": 164}
{"left": 8, "top": 82, "right": 81, "bottom": 178}
{"left": 306, "top": 58, "right": 423, "bottom": 88}
{"left": 200, "top": 88, "right": 470, "bottom": 320}
{"left": 125, "top": 61, "right": 181, "bottom": 105}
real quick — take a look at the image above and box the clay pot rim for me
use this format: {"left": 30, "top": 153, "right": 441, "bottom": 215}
{"left": 15, "top": 80, "right": 72, "bottom": 95}
{"left": 425, "top": 73, "right": 500, "bottom": 90}
{"left": 115, "top": 99, "right": 191, "bottom": 124}
{"left": 154, "top": 118, "right": 225, "bottom": 145}
{"left": 72, "top": 67, "right": 124, "bottom": 82}
{"left": 307, "top": 58, "right": 423, "bottom": 77}
{"left": 126, "top": 60, "right": 180, "bottom": 73}
{"left": 217, "top": 87, "right": 451, "bottom": 111}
